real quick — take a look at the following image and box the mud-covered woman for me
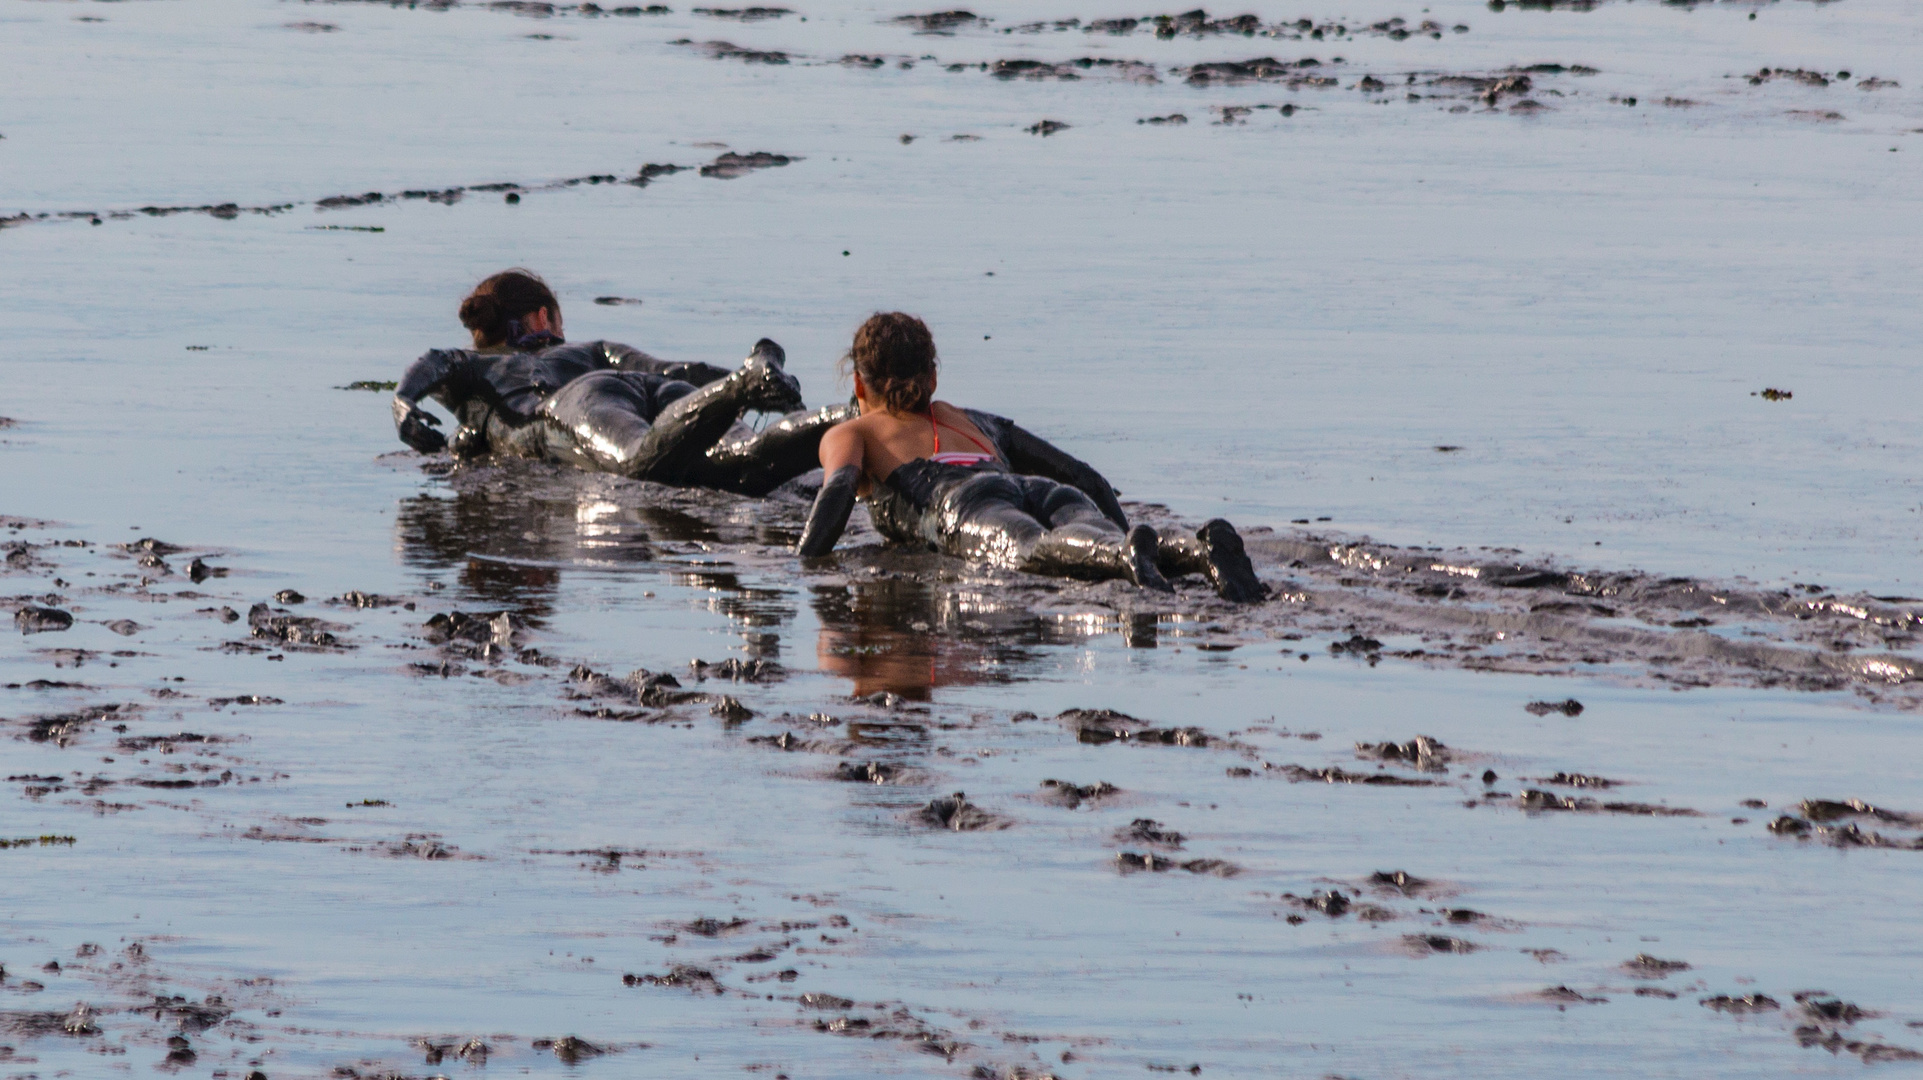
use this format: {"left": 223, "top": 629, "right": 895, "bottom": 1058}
{"left": 795, "top": 312, "right": 1267, "bottom": 602}
{"left": 391, "top": 268, "right": 842, "bottom": 494}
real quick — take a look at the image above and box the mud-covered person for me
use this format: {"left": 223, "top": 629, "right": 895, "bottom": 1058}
{"left": 391, "top": 269, "right": 834, "bottom": 492}
{"left": 795, "top": 312, "right": 1267, "bottom": 601}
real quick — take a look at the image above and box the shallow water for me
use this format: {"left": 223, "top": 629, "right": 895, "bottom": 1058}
{"left": 5, "top": 0, "right": 1923, "bottom": 1075}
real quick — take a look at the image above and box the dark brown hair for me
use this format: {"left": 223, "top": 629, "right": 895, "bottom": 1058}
{"left": 459, "top": 269, "right": 558, "bottom": 346}
{"left": 846, "top": 312, "right": 937, "bottom": 415}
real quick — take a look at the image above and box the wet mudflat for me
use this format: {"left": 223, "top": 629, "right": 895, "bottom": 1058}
{"left": 5, "top": 0, "right": 1923, "bottom": 1075}
{"left": 5, "top": 467, "right": 1923, "bottom": 1078}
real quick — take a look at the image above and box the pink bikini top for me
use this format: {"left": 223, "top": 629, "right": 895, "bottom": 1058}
{"left": 927, "top": 410, "right": 998, "bottom": 466}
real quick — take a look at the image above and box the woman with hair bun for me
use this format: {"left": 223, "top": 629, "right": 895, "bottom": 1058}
{"left": 392, "top": 269, "right": 850, "bottom": 493}
{"left": 796, "top": 313, "right": 1267, "bottom": 602}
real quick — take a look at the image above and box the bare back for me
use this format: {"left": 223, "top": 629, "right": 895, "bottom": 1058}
{"left": 819, "top": 400, "right": 1001, "bottom": 491}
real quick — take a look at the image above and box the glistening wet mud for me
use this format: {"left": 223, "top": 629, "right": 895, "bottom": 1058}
{"left": 8, "top": 456, "right": 1923, "bottom": 1076}
{"left": 7, "top": 0, "right": 1923, "bottom": 1074}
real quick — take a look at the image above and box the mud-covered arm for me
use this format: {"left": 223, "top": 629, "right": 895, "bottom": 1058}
{"left": 973, "top": 412, "right": 1128, "bottom": 529}
{"left": 601, "top": 341, "right": 731, "bottom": 387}
{"left": 796, "top": 465, "right": 861, "bottom": 557}
{"left": 392, "top": 349, "right": 459, "bottom": 453}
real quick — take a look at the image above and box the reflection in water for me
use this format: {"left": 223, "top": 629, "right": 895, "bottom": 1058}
{"left": 393, "top": 467, "right": 802, "bottom": 647}
{"left": 812, "top": 576, "right": 1141, "bottom": 701}
{"left": 396, "top": 466, "right": 1172, "bottom": 697}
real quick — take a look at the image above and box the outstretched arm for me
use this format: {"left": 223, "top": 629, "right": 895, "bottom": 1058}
{"left": 796, "top": 423, "right": 865, "bottom": 557}
{"left": 970, "top": 411, "right": 1128, "bottom": 529}
{"left": 392, "top": 349, "right": 458, "bottom": 453}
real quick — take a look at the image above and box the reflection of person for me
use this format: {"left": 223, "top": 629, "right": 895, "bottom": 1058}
{"left": 796, "top": 313, "right": 1266, "bottom": 602}
{"left": 812, "top": 579, "right": 994, "bottom": 701}
{"left": 391, "top": 269, "right": 848, "bottom": 493}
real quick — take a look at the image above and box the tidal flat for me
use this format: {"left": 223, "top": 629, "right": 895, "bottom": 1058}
{"left": 3, "top": 0, "right": 1922, "bottom": 1075}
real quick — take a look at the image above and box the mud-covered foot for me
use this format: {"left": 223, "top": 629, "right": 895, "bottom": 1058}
{"left": 738, "top": 339, "right": 803, "bottom": 413}
{"left": 1127, "top": 524, "right": 1174, "bottom": 592}
{"left": 1198, "top": 518, "right": 1266, "bottom": 603}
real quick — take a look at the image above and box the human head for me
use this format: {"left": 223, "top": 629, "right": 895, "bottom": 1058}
{"left": 846, "top": 312, "right": 937, "bottom": 415}
{"left": 459, "top": 269, "right": 561, "bottom": 348}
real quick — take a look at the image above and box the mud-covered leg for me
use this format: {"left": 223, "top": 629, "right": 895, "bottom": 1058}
{"left": 694, "top": 402, "right": 859, "bottom": 497}
{"left": 1159, "top": 520, "right": 1266, "bottom": 602}
{"left": 535, "top": 371, "right": 671, "bottom": 474}
{"left": 1011, "top": 479, "right": 1171, "bottom": 591}
{"left": 613, "top": 339, "right": 804, "bottom": 484}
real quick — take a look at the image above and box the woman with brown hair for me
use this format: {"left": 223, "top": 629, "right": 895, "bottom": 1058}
{"left": 796, "top": 313, "right": 1266, "bottom": 602}
{"left": 391, "top": 269, "right": 847, "bottom": 493}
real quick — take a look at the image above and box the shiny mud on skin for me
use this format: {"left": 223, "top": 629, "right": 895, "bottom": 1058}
{"left": 5, "top": 0, "right": 1923, "bottom": 1075}
{"left": 6, "top": 462, "right": 1923, "bottom": 1078}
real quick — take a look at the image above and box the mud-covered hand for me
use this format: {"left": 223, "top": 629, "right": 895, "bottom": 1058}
{"left": 392, "top": 396, "right": 447, "bottom": 453}
{"left": 796, "top": 465, "right": 861, "bottom": 557}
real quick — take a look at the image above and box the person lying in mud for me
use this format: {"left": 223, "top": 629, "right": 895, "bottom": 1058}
{"left": 393, "top": 271, "right": 1144, "bottom": 503}
{"left": 795, "top": 312, "right": 1267, "bottom": 602}
{"left": 391, "top": 268, "right": 843, "bottom": 494}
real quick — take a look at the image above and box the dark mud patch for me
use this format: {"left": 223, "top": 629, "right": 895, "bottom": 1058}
{"left": 14, "top": 607, "right": 73, "bottom": 634}
{"left": 692, "top": 5, "right": 791, "bottom": 18}
{"left": 246, "top": 602, "right": 348, "bottom": 649}
{"left": 680, "top": 916, "right": 752, "bottom": 937}
{"left": 1402, "top": 934, "right": 1478, "bottom": 956}
{"left": 533, "top": 1035, "right": 608, "bottom": 1062}
{"left": 144, "top": 994, "right": 232, "bottom": 1032}
{"left": 690, "top": 657, "right": 784, "bottom": 682}
{"left": 986, "top": 57, "right": 1157, "bottom": 83}
{"left": 208, "top": 695, "right": 283, "bottom": 708}
{"left": 1040, "top": 778, "right": 1118, "bottom": 808}
{"left": 1279, "top": 889, "right": 1390, "bottom": 919}
{"left": 1057, "top": 708, "right": 1208, "bottom": 747}
{"left": 1771, "top": 818, "right": 1923, "bottom": 850}
{"left": 1178, "top": 56, "right": 1335, "bottom": 87}
{"left": 1796, "top": 993, "right": 1872, "bottom": 1025}
{"left": 0, "top": 1003, "right": 100, "bottom": 1038}
{"left": 1114, "top": 818, "right": 1183, "bottom": 848}
{"left": 1703, "top": 993, "right": 1779, "bottom": 1014}
{"left": 1366, "top": 870, "right": 1444, "bottom": 898}
{"left": 1535, "top": 772, "right": 1617, "bottom": 788}
{"left": 914, "top": 792, "right": 1011, "bottom": 831}
{"left": 0, "top": 835, "right": 78, "bottom": 849}
{"left": 116, "top": 732, "right": 224, "bottom": 752}
{"left": 1513, "top": 789, "right": 1699, "bottom": 817}
{"left": 624, "top": 965, "right": 724, "bottom": 993}
{"left": 1354, "top": 735, "right": 1450, "bottom": 771}
{"left": 532, "top": 847, "right": 650, "bottom": 872}
{"left": 1623, "top": 954, "right": 1690, "bottom": 978}
{"left": 1797, "top": 797, "right": 1922, "bottom": 826}
{"left": 8, "top": 164, "right": 699, "bottom": 232}
{"left": 378, "top": 835, "right": 475, "bottom": 860}
{"left": 700, "top": 151, "right": 796, "bottom": 178}
{"left": 1527, "top": 985, "right": 1608, "bottom": 1006}
{"left": 1116, "top": 852, "right": 1239, "bottom": 876}
{"left": 832, "top": 760, "right": 918, "bottom": 784}
{"left": 1266, "top": 763, "right": 1439, "bottom": 786}
{"left": 1792, "top": 1028, "right": 1923, "bottom": 1064}
{"left": 17, "top": 703, "right": 134, "bottom": 746}
{"left": 1026, "top": 119, "right": 1070, "bottom": 136}
{"left": 678, "top": 39, "right": 791, "bottom": 63}
{"left": 893, "top": 10, "right": 979, "bottom": 33}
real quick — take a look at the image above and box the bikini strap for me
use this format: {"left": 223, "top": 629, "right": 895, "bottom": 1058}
{"left": 927, "top": 406, "right": 998, "bottom": 457}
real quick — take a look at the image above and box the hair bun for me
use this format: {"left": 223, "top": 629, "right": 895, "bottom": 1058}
{"left": 459, "top": 293, "right": 501, "bottom": 332}
{"left": 459, "top": 269, "right": 558, "bottom": 346}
